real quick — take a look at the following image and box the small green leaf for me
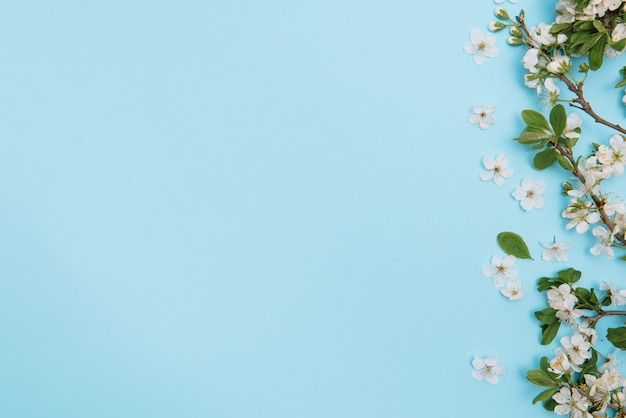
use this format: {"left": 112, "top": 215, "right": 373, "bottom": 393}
{"left": 541, "top": 322, "right": 560, "bottom": 345}
{"left": 550, "top": 105, "right": 567, "bottom": 136}
{"left": 616, "top": 66, "right": 626, "bottom": 88}
{"left": 607, "top": 327, "right": 626, "bottom": 349}
{"left": 514, "top": 131, "right": 552, "bottom": 144}
{"left": 497, "top": 232, "right": 533, "bottom": 259}
{"left": 592, "top": 20, "right": 606, "bottom": 33}
{"left": 557, "top": 268, "right": 581, "bottom": 284}
{"left": 533, "top": 388, "right": 558, "bottom": 404}
{"left": 556, "top": 154, "right": 573, "bottom": 171}
{"left": 543, "top": 399, "right": 558, "bottom": 412}
{"left": 610, "top": 38, "right": 626, "bottom": 54}
{"left": 534, "top": 148, "right": 557, "bottom": 170}
{"left": 589, "top": 36, "right": 606, "bottom": 71}
{"left": 527, "top": 369, "right": 559, "bottom": 387}
{"left": 535, "top": 308, "right": 557, "bottom": 324}
{"left": 522, "top": 109, "right": 552, "bottom": 131}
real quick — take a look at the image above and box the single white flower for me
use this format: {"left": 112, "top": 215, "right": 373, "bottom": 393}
{"left": 480, "top": 153, "right": 513, "bottom": 186}
{"left": 539, "top": 78, "right": 561, "bottom": 109}
{"left": 555, "top": 305, "right": 584, "bottom": 325}
{"left": 547, "top": 53, "right": 572, "bottom": 74}
{"left": 547, "top": 283, "right": 577, "bottom": 312}
{"left": 585, "top": 368, "right": 624, "bottom": 398}
{"left": 577, "top": 321, "right": 598, "bottom": 345}
{"left": 553, "top": 387, "right": 591, "bottom": 417}
{"left": 562, "top": 198, "right": 601, "bottom": 233}
{"left": 464, "top": 29, "right": 498, "bottom": 64}
{"left": 523, "top": 48, "right": 540, "bottom": 73}
{"left": 540, "top": 240, "right": 572, "bottom": 262}
{"left": 512, "top": 178, "right": 545, "bottom": 211}
{"left": 590, "top": 226, "right": 615, "bottom": 258}
{"left": 468, "top": 105, "right": 496, "bottom": 129}
{"left": 500, "top": 279, "right": 524, "bottom": 300}
{"left": 604, "top": 200, "right": 626, "bottom": 216}
{"left": 599, "top": 350, "right": 623, "bottom": 373}
{"left": 472, "top": 356, "right": 505, "bottom": 384}
{"left": 561, "top": 333, "right": 593, "bottom": 365}
{"left": 556, "top": 0, "right": 577, "bottom": 24}
{"left": 482, "top": 255, "right": 518, "bottom": 288}
{"left": 563, "top": 112, "right": 582, "bottom": 139}
{"left": 600, "top": 281, "right": 626, "bottom": 306}
{"left": 549, "top": 350, "right": 572, "bottom": 376}
{"left": 597, "top": 134, "right": 626, "bottom": 175}
{"left": 531, "top": 23, "right": 560, "bottom": 45}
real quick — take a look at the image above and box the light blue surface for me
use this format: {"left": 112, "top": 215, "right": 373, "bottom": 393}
{"left": 0, "top": 0, "right": 622, "bottom": 416}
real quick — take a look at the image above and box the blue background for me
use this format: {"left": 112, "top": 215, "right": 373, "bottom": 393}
{"left": 1, "top": 0, "right": 624, "bottom": 416}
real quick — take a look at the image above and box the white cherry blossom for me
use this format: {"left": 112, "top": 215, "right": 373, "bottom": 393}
{"left": 472, "top": 356, "right": 505, "bottom": 384}
{"left": 500, "top": 279, "right": 524, "bottom": 300}
{"left": 482, "top": 255, "right": 518, "bottom": 288}
{"left": 540, "top": 240, "right": 572, "bottom": 262}
{"left": 468, "top": 105, "right": 496, "bottom": 129}
{"left": 590, "top": 226, "right": 616, "bottom": 258}
{"left": 480, "top": 153, "right": 513, "bottom": 186}
{"left": 464, "top": 29, "right": 498, "bottom": 65}
{"left": 512, "top": 178, "right": 545, "bottom": 211}
{"left": 599, "top": 281, "right": 626, "bottom": 306}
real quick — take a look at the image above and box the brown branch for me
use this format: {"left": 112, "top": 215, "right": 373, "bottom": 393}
{"left": 516, "top": 14, "right": 626, "bottom": 247}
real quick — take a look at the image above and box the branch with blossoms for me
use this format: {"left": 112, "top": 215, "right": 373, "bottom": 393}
{"left": 527, "top": 267, "right": 626, "bottom": 417}
{"left": 490, "top": 3, "right": 626, "bottom": 257}
{"left": 467, "top": 1, "right": 626, "bottom": 416}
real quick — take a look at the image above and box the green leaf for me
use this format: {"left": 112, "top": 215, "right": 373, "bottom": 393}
{"left": 592, "top": 20, "right": 606, "bottom": 33}
{"left": 589, "top": 36, "right": 606, "bottom": 71}
{"left": 535, "top": 308, "right": 557, "bottom": 324}
{"left": 514, "top": 131, "right": 552, "bottom": 144}
{"left": 607, "top": 327, "right": 626, "bottom": 349}
{"left": 550, "top": 105, "right": 567, "bottom": 136}
{"left": 522, "top": 110, "right": 552, "bottom": 131}
{"left": 621, "top": 254, "right": 626, "bottom": 261}
{"left": 497, "top": 232, "right": 533, "bottom": 259}
{"left": 533, "top": 388, "right": 558, "bottom": 404}
{"left": 579, "top": 349, "right": 598, "bottom": 377}
{"left": 556, "top": 153, "right": 574, "bottom": 171}
{"left": 534, "top": 148, "right": 557, "bottom": 170}
{"left": 616, "top": 66, "right": 626, "bottom": 88}
{"left": 541, "top": 322, "right": 560, "bottom": 345}
{"left": 527, "top": 369, "right": 559, "bottom": 387}
{"left": 557, "top": 268, "right": 581, "bottom": 284}
{"left": 543, "top": 399, "right": 558, "bottom": 412}
{"left": 610, "top": 38, "right": 626, "bottom": 54}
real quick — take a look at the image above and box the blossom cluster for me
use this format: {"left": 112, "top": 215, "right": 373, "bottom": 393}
{"left": 530, "top": 269, "right": 626, "bottom": 416}
{"left": 466, "top": 1, "right": 626, "bottom": 416}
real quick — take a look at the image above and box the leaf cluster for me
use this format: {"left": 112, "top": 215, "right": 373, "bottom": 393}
{"left": 514, "top": 105, "right": 577, "bottom": 171}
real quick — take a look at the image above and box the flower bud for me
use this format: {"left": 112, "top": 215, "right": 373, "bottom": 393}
{"left": 495, "top": 7, "right": 509, "bottom": 20}
{"left": 509, "top": 26, "right": 523, "bottom": 37}
{"left": 489, "top": 21, "right": 506, "bottom": 32}
{"left": 508, "top": 36, "right": 523, "bottom": 45}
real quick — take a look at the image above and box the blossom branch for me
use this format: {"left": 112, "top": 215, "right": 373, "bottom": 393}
{"left": 552, "top": 141, "right": 626, "bottom": 246}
